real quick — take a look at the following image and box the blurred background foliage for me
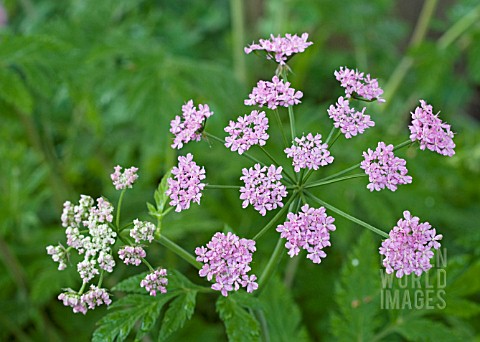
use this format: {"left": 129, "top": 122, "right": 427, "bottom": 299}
{"left": 0, "top": 0, "right": 479, "bottom": 340}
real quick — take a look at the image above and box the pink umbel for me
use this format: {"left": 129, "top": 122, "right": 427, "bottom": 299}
{"left": 195, "top": 232, "right": 258, "bottom": 296}
{"left": 245, "top": 76, "right": 303, "bottom": 110}
{"left": 224, "top": 110, "right": 269, "bottom": 155}
{"left": 361, "top": 142, "right": 412, "bottom": 191}
{"left": 379, "top": 211, "right": 443, "bottom": 278}
{"left": 277, "top": 204, "right": 336, "bottom": 264}
{"left": 409, "top": 100, "right": 455, "bottom": 157}
{"left": 140, "top": 269, "right": 168, "bottom": 296}
{"left": 111, "top": 165, "right": 139, "bottom": 190}
{"left": 334, "top": 66, "right": 385, "bottom": 102}
{"left": 285, "top": 133, "right": 334, "bottom": 172}
{"left": 327, "top": 96, "right": 375, "bottom": 139}
{"left": 170, "top": 100, "right": 213, "bottom": 149}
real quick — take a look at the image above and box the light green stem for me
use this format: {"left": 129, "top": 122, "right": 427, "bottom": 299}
{"left": 438, "top": 4, "right": 480, "bottom": 50}
{"left": 230, "top": 0, "right": 246, "bottom": 84}
{"left": 325, "top": 126, "right": 337, "bottom": 146}
{"left": 305, "top": 191, "right": 389, "bottom": 238}
{"left": 304, "top": 174, "right": 367, "bottom": 189}
{"left": 116, "top": 189, "right": 126, "bottom": 230}
{"left": 205, "top": 131, "right": 264, "bottom": 165}
{"left": 253, "top": 194, "right": 297, "bottom": 240}
{"left": 205, "top": 184, "right": 241, "bottom": 189}
{"left": 274, "top": 108, "right": 290, "bottom": 148}
{"left": 257, "top": 236, "right": 285, "bottom": 291}
{"left": 156, "top": 235, "right": 202, "bottom": 270}
{"left": 259, "top": 146, "right": 296, "bottom": 184}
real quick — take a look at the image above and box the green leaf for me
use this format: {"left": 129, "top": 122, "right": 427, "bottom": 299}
{"left": 112, "top": 272, "right": 148, "bottom": 294}
{"left": 154, "top": 169, "right": 172, "bottom": 214}
{"left": 259, "top": 276, "right": 311, "bottom": 342}
{"left": 158, "top": 290, "right": 197, "bottom": 341}
{"left": 394, "top": 317, "right": 464, "bottom": 341}
{"left": 216, "top": 294, "right": 261, "bottom": 342}
{"left": 330, "top": 231, "right": 381, "bottom": 341}
{"left": 0, "top": 67, "right": 33, "bottom": 114}
{"left": 93, "top": 294, "right": 173, "bottom": 342}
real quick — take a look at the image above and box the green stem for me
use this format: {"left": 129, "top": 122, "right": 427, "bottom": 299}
{"left": 156, "top": 235, "right": 202, "bottom": 269}
{"left": 273, "top": 108, "right": 290, "bottom": 148}
{"left": 230, "top": 0, "right": 246, "bottom": 84}
{"left": 258, "top": 146, "right": 296, "bottom": 184}
{"left": 281, "top": 69, "right": 296, "bottom": 141}
{"left": 116, "top": 189, "right": 126, "bottom": 230}
{"left": 205, "top": 131, "right": 264, "bottom": 165}
{"left": 381, "top": 0, "right": 438, "bottom": 111}
{"left": 305, "top": 191, "right": 389, "bottom": 239}
{"left": 437, "top": 4, "right": 480, "bottom": 50}
{"left": 328, "top": 130, "right": 342, "bottom": 149}
{"left": 304, "top": 174, "right": 367, "bottom": 189}
{"left": 253, "top": 194, "right": 297, "bottom": 240}
{"left": 324, "top": 126, "right": 337, "bottom": 146}
{"left": 393, "top": 139, "right": 414, "bottom": 152}
{"left": 257, "top": 236, "right": 285, "bottom": 292}
{"left": 205, "top": 184, "right": 241, "bottom": 189}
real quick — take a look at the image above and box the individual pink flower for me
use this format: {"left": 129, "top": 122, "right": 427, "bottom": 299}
{"left": 166, "top": 153, "right": 206, "bottom": 212}
{"left": 111, "top": 165, "right": 139, "bottom": 190}
{"left": 360, "top": 142, "right": 412, "bottom": 191}
{"left": 379, "top": 211, "right": 443, "bottom": 278}
{"left": 170, "top": 100, "right": 213, "bottom": 149}
{"left": 409, "top": 100, "right": 455, "bottom": 157}
{"left": 118, "top": 246, "right": 146, "bottom": 266}
{"left": 140, "top": 269, "right": 168, "bottom": 296}
{"left": 195, "top": 232, "right": 257, "bottom": 296}
{"left": 327, "top": 97, "right": 375, "bottom": 138}
{"left": 240, "top": 164, "right": 287, "bottom": 216}
{"left": 245, "top": 76, "right": 303, "bottom": 110}
{"left": 276, "top": 204, "right": 336, "bottom": 263}
{"left": 284, "top": 133, "right": 334, "bottom": 172}
{"left": 224, "top": 110, "right": 269, "bottom": 155}
{"left": 244, "top": 33, "right": 313, "bottom": 65}
{"left": 334, "top": 66, "right": 385, "bottom": 102}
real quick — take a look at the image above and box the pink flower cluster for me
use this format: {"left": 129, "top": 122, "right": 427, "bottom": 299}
{"left": 170, "top": 100, "right": 213, "bottom": 149}
{"left": 334, "top": 66, "right": 385, "bottom": 102}
{"left": 130, "top": 219, "right": 156, "bottom": 243}
{"left": 380, "top": 211, "right": 442, "bottom": 278}
{"left": 195, "top": 232, "right": 258, "bottom": 296}
{"left": 118, "top": 246, "right": 146, "bottom": 266}
{"left": 166, "top": 153, "right": 206, "bottom": 212}
{"left": 140, "top": 269, "right": 168, "bottom": 296}
{"left": 360, "top": 142, "right": 412, "bottom": 192}
{"left": 111, "top": 165, "right": 139, "bottom": 190}
{"left": 284, "top": 133, "right": 334, "bottom": 172}
{"left": 244, "top": 33, "right": 313, "bottom": 65}
{"left": 224, "top": 110, "right": 269, "bottom": 155}
{"left": 328, "top": 97, "right": 375, "bottom": 139}
{"left": 58, "top": 285, "right": 111, "bottom": 314}
{"left": 46, "top": 245, "right": 68, "bottom": 270}
{"left": 240, "top": 164, "right": 287, "bottom": 216}
{"left": 277, "top": 205, "right": 336, "bottom": 263}
{"left": 245, "top": 76, "right": 303, "bottom": 110}
{"left": 409, "top": 100, "right": 455, "bottom": 157}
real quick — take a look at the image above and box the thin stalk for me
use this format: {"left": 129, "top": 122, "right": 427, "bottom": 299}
{"left": 258, "top": 146, "right": 296, "bottom": 184}
{"left": 205, "top": 184, "right": 241, "bottom": 190}
{"left": 328, "top": 130, "right": 342, "bottom": 149}
{"left": 304, "top": 174, "right": 367, "bottom": 189}
{"left": 156, "top": 235, "right": 202, "bottom": 269}
{"left": 381, "top": 0, "right": 438, "bottom": 111}
{"left": 257, "top": 236, "right": 285, "bottom": 291}
{"left": 273, "top": 109, "right": 290, "bottom": 148}
{"left": 204, "top": 131, "right": 264, "bottom": 165}
{"left": 305, "top": 191, "right": 389, "bottom": 238}
{"left": 253, "top": 194, "right": 297, "bottom": 240}
{"left": 438, "top": 4, "right": 480, "bottom": 50}
{"left": 230, "top": 0, "right": 246, "bottom": 84}
{"left": 324, "top": 126, "right": 337, "bottom": 146}
{"left": 115, "top": 189, "right": 126, "bottom": 230}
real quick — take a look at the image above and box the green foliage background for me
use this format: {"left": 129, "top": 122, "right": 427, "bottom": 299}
{"left": 0, "top": 0, "right": 479, "bottom": 340}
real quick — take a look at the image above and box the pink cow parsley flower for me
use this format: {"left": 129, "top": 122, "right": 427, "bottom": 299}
{"left": 166, "top": 153, "right": 206, "bottom": 212}
{"left": 140, "top": 268, "right": 168, "bottom": 296}
{"left": 285, "top": 133, "right": 334, "bottom": 172}
{"left": 58, "top": 289, "right": 87, "bottom": 314}
{"left": 360, "top": 142, "right": 412, "bottom": 191}
{"left": 334, "top": 66, "right": 385, "bottom": 102}
{"left": 195, "top": 232, "right": 257, "bottom": 296}
{"left": 245, "top": 76, "right": 303, "bottom": 110}
{"left": 409, "top": 100, "right": 455, "bottom": 157}
{"left": 170, "top": 100, "right": 213, "bottom": 149}
{"left": 240, "top": 164, "right": 287, "bottom": 216}
{"left": 276, "top": 204, "right": 336, "bottom": 263}
{"left": 244, "top": 33, "right": 313, "bottom": 65}
{"left": 224, "top": 110, "right": 269, "bottom": 155}
{"left": 130, "top": 219, "right": 156, "bottom": 243}
{"left": 118, "top": 246, "right": 146, "bottom": 266}
{"left": 111, "top": 165, "right": 139, "bottom": 190}
{"left": 379, "top": 211, "right": 443, "bottom": 278}
{"left": 81, "top": 285, "right": 112, "bottom": 310}
{"left": 46, "top": 244, "right": 68, "bottom": 270}
{"left": 327, "top": 96, "right": 375, "bottom": 139}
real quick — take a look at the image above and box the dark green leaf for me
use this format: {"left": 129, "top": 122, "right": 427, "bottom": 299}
{"left": 158, "top": 290, "right": 197, "bottom": 341}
